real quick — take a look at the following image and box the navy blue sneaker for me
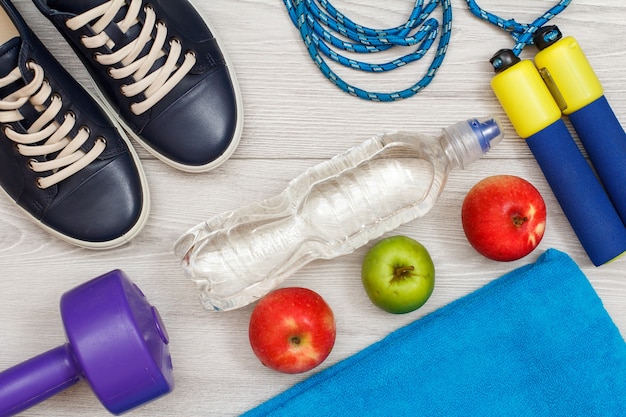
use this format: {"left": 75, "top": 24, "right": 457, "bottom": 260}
{"left": 0, "top": 0, "right": 149, "bottom": 249}
{"left": 32, "top": 0, "right": 244, "bottom": 172}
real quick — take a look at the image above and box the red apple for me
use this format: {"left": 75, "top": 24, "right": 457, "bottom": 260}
{"left": 461, "top": 175, "right": 546, "bottom": 262}
{"left": 248, "top": 287, "right": 336, "bottom": 374}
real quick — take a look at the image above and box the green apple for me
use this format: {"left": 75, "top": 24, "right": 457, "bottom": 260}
{"left": 361, "top": 235, "right": 435, "bottom": 314}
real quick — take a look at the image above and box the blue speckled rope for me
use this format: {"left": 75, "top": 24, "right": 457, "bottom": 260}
{"left": 465, "top": 0, "right": 572, "bottom": 56}
{"left": 283, "top": 0, "right": 452, "bottom": 101}
{"left": 283, "top": 0, "right": 571, "bottom": 101}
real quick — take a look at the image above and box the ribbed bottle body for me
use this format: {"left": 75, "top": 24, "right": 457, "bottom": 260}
{"left": 174, "top": 117, "right": 502, "bottom": 311}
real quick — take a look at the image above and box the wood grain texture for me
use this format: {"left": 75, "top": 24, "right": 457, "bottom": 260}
{"left": 1, "top": 1, "right": 624, "bottom": 416}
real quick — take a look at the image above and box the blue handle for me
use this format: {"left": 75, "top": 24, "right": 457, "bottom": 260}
{"left": 0, "top": 345, "right": 79, "bottom": 417}
{"left": 569, "top": 96, "right": 626, "bottom": 223}
{"left": 526, "top": 119, "right": 626, "bottom": 266}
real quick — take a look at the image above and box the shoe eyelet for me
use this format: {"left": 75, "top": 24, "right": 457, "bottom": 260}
{"left": 28, "top": 158, "right": 37, "bottom": 170}
{"left": 65, "top": 111, "right": 76, "bottom": 121}
{"left": 186, "top": 50, "right": 197, "bottom": 59}
{"left": 156, "top": 21, "right": 167, "bottom": 31}
{"left": 96, "top": 136, "right": 107, "bottom": 146}
{"left": 35, "top": 177, "right": 45, "bottom": 189}
{"left": 93, "top": 52, "right": 102, "bottom": 61}
{"left": 26, "top": 59, "right": 36, "bottom": 71}
{"left": 80, "top": 125, "right": 92, "bottom": 137}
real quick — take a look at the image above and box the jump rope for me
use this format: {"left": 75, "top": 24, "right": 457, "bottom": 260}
{"left": 283, "top": 0, "right": 626, "bottom": 267}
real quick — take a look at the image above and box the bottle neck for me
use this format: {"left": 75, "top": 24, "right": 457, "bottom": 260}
{"left": 439, "top": 133, "right": 464, "bottom": 170}
{"left": 440, "top": 118, "right": 503, "bottom": 169}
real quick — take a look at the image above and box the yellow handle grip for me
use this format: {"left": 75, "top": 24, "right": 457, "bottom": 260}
{"left": 490, "top": 58, "right": 562, "bottom": 138}
{"left": 534, "top": 36, "right": 604, "bottom": 115}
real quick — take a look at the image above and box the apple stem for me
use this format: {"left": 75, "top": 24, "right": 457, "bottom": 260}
{"left": 513, "top": 216, "right": 528, "bottom": 227}
{"left": 394, "top": 265, "right": 415, "bottom": 280}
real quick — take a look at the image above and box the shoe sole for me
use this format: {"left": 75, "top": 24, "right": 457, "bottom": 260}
{"left": 82, "top": 1, "right": 245, "bottom": 174}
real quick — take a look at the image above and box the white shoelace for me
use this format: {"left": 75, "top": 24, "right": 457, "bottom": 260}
{"left": 0, "top": 61, "right": 106, "bottom": 189}
{"left": 66, "top": 0, "right": 197, "bottom": 116}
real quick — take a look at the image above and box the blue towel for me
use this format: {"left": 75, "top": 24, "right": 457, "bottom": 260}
{"left": 243, "top": 249, "right": 626, "bottom": 416}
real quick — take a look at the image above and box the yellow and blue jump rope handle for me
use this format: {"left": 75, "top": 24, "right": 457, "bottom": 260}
{"left": 490, "top": 49, "right": 626, "bottom": 266}
{"left": 533, "top": 26, "right": 626, "bottom": 225}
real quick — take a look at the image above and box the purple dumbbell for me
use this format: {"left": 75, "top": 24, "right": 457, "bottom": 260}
{"left": 0, "top": 270, "right": 174, "bottom": 416}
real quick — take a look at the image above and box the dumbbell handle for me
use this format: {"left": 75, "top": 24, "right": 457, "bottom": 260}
{"left": 0, "top": 345, "right": 79, "bottom": 417}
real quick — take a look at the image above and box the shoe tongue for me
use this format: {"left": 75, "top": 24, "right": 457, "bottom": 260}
{"left": 0, "top": 37, "right": 38, "bottom": 127}
{"left": 48, "top": 0, "right": 108, "bottom": 15}
{"left": 0, "top": 37, "right": 21, "bottom": 79}
{"left": 47, "top": 1, "right": 163, "bottom": 75}
{"left": 48, "top": 0, "right": 140, "bottom": 51}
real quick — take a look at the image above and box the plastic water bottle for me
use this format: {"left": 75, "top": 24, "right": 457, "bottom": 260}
{"left": 174, "top": 117, "right": 504, "bottom": 311}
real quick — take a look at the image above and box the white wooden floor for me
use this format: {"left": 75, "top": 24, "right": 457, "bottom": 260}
{"left": 1, "top": 1, "right": 624, "bottom": 416}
